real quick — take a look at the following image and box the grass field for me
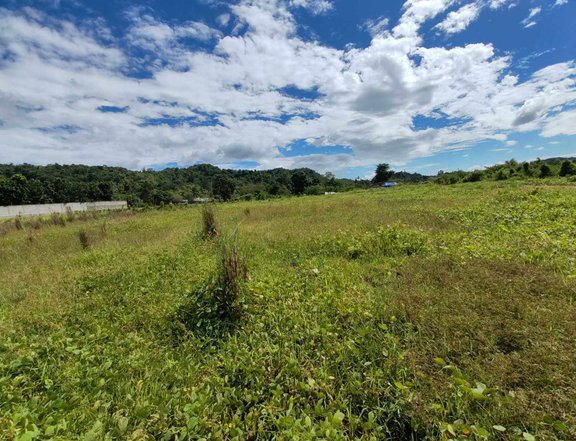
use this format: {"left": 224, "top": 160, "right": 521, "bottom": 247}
{"left": 1, "top": 181, "right": 575, "bottom": 440}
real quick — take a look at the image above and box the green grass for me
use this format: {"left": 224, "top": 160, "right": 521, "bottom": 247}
{"left": 1, "top": 181, "right": 575, "bottom": 440}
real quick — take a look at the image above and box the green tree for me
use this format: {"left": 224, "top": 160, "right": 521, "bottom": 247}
{"left": 372, "top": 163, "right": 394, "bottom": 184}
{"left": 540, "top": 163, "right": 552, "bottom": 178}
{"left": 212, "top": 175, "right": 235, "bottom": 201}
{"left": 559, "top": 160, "right": 576, "bottom": 177}
{"left": 291, "top": 171, "right": 308, "bottom": 195}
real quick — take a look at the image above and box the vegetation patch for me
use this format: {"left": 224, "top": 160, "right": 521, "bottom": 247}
{"left": 318, "top": 224, "right": 431, "bottom": 260}
{"left": 176, "top": 241, "right": 249, "bottom": 340}
{"left": 1, "top": 182, "right": 576, "bottom": 439}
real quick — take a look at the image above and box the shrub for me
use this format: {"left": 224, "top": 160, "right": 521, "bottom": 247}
{"left": 540, "top": 163, "right": 552, "bottom": 178}
{"left": 559, "top": 160, "right": 576, "bottom": 177}
{"left": 202, "top": 204, "right": 219, "bottom": 239}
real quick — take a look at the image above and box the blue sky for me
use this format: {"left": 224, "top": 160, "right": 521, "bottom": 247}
{"left": 0, "top": 0, "right": 575, "bottom": 178}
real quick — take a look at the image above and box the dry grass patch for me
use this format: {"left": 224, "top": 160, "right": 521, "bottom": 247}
{"left": 388, "top": 256, "right": 576, "bottom": 437}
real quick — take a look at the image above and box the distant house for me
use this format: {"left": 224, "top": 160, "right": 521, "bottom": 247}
{"left": 382, "top": 182, "right": 398, "bottom": 188}
{"left": 192, "top": 197, "right": 219, "bottom": 203}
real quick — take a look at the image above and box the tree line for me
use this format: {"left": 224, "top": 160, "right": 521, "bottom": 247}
{"left": 0, "top": 163, "right": 369, "bottom": 207}
{"left": 433, "top": 157, "right": 576, "bottom": 184}
{"left": 2, "top": 157, "right": 573, "bottom": 207}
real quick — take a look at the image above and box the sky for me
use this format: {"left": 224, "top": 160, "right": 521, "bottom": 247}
{"left": 0, "top": 0, "right": 575, "bottom": 178}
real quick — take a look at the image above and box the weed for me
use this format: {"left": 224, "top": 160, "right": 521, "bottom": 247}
{"left": 176, "top": 240, "right": 248, "bottom": 339}
{"left": 26, "top": 232, "right": 35, "bottom": 244}
{"left": 30, "top": 218, "right": 44, "bottom": 230}
{"left": 201, "top": 204, "right": 219, "bottom": 239}
{"left": 216, "top": 241, "right": 249, "bottom": 318}
{"left": 78, "top": 229, "right": 91, "bottom": 249}
{"left": 14, "top": 216, "right": 23, "bottom": 230}
{"left": 0, "top": 221, "right": 15, "bottom": 236}
{"left": 50, "top": 212, "right": 66, "bottom": 226}
{"left": 65, "top": 207, "right": 75, "bottom": 222}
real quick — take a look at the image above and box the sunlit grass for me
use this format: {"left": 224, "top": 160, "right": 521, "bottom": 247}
{"left": 1, "top": 181, "right": 575, "bottom": 439}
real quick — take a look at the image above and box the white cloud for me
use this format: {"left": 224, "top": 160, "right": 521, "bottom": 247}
{"left": 364, "top": 17, "right": 390, "bottom": 37}
{"left": 555, "top": 0, "right": 568, "bottom": 6}
{"left": 489, "top": 0, "right": 515, "bottom": 9}
{"left": 290, "top": 0, "right": 333, "bottom": 15}
{"left": 0, "top": 0, "right": 575, "bottom": 173}
{"left": 522, "top": 7, "right": 541, "bottom": 28}
{"left": 435, "top": 3, "right": 481, "bottom": 35}
{"left": 217, "top": 13, "right": 231, "bottom": 27}
{"left": 541, "top": 110, "right": 576, "bottom": 137}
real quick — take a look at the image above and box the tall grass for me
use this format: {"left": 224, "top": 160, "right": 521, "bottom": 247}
{"left": 216, "top": 241, "right": 249, "bottom": 320}
{"left": 201, "top": 204, "right": 219, "bottom": 239}
{"left": 78, "top": 229, "right": 91, "bottom": 249}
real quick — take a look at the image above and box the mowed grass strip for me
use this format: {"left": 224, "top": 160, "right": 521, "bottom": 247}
{"left": 0, "top": 181, "right": 575, "bottom": 440}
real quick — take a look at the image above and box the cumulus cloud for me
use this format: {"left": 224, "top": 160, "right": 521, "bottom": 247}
{"left": 435, "top": 3, "right": 481, "bottom": 35}
{"left": 0, "top": 0, "right": 575, "bottom": 173}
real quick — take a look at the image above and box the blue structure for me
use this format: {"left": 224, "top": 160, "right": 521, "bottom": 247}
{"left": 382, "top": 182, "right": 398, "bottom": 187}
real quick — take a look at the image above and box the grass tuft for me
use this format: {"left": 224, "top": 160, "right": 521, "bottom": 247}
{"left": 201, "top": 204, "right": 219, "bottom": 239}
{"left": 78, "top": 229, "right": 91, "bottom": 250}
{"left": 65, "top": 207, "right": 75, "bottom": 222}
{"left": 50, "top": 212, "right": 66, "bottom": 226}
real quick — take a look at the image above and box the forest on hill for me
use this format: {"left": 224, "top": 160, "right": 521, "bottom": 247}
{"left": 0, "top": 156, "right": 575, "bottom": 207}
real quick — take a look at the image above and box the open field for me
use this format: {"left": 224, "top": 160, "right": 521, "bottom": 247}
{"left": 1, "top": 181, "right": 575, "bottom": 440}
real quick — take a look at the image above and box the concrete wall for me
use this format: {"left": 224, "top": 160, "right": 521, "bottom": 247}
{"left": 0, "top": 201, "right": 128, "bottom": 219}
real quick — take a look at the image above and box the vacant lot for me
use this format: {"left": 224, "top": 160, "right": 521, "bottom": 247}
{"left": 1, "top": 181, "right": 575, "bottom": 440}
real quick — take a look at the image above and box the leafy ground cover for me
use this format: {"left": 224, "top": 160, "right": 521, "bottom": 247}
{"left": 1, "top": 181, "right": 575, "bottom": 440}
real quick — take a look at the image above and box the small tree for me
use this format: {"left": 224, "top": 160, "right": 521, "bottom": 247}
{"left": 372, "top": 163, "right": 394, "bottom": 185}
{"left": 559, "top": 160, "right": 576, "bottom": 177}
{"left": 540, "top": 163, "right": 552, "bottom": 178}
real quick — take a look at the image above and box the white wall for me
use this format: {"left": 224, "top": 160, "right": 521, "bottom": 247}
{"left": 0, "top": 201, "right": 128, "bottom": 219}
